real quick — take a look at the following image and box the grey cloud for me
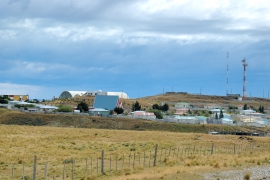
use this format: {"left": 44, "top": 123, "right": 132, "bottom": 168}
{"left": 1, "top": 0, "right": 270, "bottom": 43}
{"left": 8, "top": 0, "right": 30, "bottom": 10}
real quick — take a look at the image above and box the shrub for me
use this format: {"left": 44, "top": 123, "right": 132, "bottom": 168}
{"left": 244, "top": 172, "right": 251, "bottom": 180}
{"left": 147, "top": 109, "right": 163, "bottom": 119}
{"left": 56, "top": 105, "right": 72, "bottom": 112}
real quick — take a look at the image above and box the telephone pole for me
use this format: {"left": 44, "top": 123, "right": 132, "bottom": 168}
{"left": 242, "top": 59, "right": 248, "bottom": 101}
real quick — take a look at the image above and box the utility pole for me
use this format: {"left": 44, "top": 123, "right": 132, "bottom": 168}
{"left": 242, "top": 59, "right": 248, "bottom": 101}
{"left": 226, "top": 52, "right": 229, "bottom": 95}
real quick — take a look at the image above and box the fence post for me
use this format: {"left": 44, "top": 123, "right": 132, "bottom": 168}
{"left": 116, "top": 155, "right": 118, "bottom": 171}
{"left": 160, "top": 149, "right": 163, "bottom": 162}
{"left": 149, "top": 151, "right": 151, "bottom": 168}
{"left": 193, "top": 144, "right": 196, "bottom": 154}
{"left": 12, "top": 164, "right": 14, "bottom": 180}
{"left": 129, "top": 153, "right": 131, "bottom": 167}
{"left": 33, "top": 155, "right": 37, "bottom": 180}
{"left": 96, "top": 158, "right": 98, "bottom": 175}
{"left": 63, "top": 162, "right": 66, "bottom": 180}
{"left": 72, "top": 159, "right": 74, "bottom": 180}
{"left": 85, "top": 158, "right": 88, "bottom": 177}
{"left": 122, "top": 154, "right": 124, "bottom": 169}
{"left": 22, "top": 164, "right": 25, "bottom": 180}
{"left": 110, "top": 155, "right": 112, "bottom": 171}
{"left": 101, "top": 150, "right": 104, "bottom": 175}
{"left": 211, "top": 143, "right": 214, "bottom": 155}
{"left": 90, "top": 157, "right": 92, "bottom": 177}
{"left": 143, "top": 152, "right": 145, "bottom": 167}
{"left": 44, "top": 162, "right": 48, "bottom": 180}
{"left": 234, "top": 144, "right": 236, "bottom": 154}
{"left": 133, "top": 153, "right": 135, "bottom": 169}
{"left": 153, "top": 144, "right": 158, "bottom": 167}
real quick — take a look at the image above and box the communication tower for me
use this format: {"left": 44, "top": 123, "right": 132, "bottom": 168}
{"left": 242, "top": 59, "right": 248, "bottom": 101}
{"left": 226, "top": 52, "right": 229, "bottom": 95}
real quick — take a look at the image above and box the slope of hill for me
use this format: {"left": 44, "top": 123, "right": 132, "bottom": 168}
{"left": 0, "top": 108, "right": 268, "bottom": 134}
{"left": 43, "top": 93, "right": 270, "bottom": 113}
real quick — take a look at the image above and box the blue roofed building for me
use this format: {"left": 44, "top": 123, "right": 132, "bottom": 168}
{"left": 93, "top": 95, "right": 122, "bottom": 110}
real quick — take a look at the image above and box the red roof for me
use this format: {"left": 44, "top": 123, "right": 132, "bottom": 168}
{"left": 134, "top": 111, "right": 155, "bottom": 116}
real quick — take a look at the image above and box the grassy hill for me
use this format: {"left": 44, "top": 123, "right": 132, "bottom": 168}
{"left": 0, "top": 108, "right": 268, "bottom": 134}
{"left": 43, "top": 93, "right": 270, "bottom": 113}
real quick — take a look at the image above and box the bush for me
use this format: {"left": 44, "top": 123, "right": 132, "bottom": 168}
{"left": 0, "top": 99, "right": 8, "bottom": 104}
{"left": 15, "top": 104, "right": 35, "bottom": 109}
{"left": 114, "top": 107, "right": 124, "bottom": 114}
{"left": 244, "top": 172, "right": 251, "bottom": 180}
{"left": 147, "top": 109, "right": 163, "bottom": 119}
{"left": 56, "top": 105, "right": 72, "bottom": 112}
{"left": 77, "top": 102, "right": 89, "bottom": 112}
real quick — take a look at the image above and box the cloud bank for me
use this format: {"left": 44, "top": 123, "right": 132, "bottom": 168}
{"left": 1, "top": 0, "right": 270, "bottom": 99}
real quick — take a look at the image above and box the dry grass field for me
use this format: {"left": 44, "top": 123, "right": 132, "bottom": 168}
{"left": 1, "top": 124, "right": 270, "bottom": 180}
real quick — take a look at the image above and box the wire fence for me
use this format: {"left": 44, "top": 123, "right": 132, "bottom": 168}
{"left": 2, "top": 141, "right": 270, "bottom": 180}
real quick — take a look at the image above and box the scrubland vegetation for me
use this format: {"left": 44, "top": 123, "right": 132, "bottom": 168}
{"left": 0, "top": 124, "right": 270, "bottom": 179}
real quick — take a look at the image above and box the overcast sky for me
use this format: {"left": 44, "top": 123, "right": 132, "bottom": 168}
{"left": 1, "top": 0, "right": 270, "bottom": 99}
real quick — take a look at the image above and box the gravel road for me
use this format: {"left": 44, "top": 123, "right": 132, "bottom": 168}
{"left": 203, "top": 166, "right": 270, "bottom": 180}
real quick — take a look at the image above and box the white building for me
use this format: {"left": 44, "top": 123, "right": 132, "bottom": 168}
{"left": 240, "top": 109, "right": 256, "bottom": 115}
{"left": 59, "top": 90, "right": 129, "bottom": 99}
{"left": 221, "top": 118, "right": 233, "bottom": 125}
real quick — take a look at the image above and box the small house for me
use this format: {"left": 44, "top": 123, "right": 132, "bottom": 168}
{"left": 89, "top": 108, "right": 110, "bottom": 116}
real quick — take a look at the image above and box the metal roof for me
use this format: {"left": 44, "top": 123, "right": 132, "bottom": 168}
{"left": 93, "top": 95, "right": 119, "bottom": 110}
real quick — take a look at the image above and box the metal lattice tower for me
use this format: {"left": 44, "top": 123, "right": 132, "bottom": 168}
{"left": 226, "top": 52, "right": 229, "bottom": 95}
{"left": 242, "top": 59, "right": 248, "bottom": 101}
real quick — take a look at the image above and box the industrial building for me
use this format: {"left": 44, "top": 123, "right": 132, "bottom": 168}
{"left": 59, "top": 90, "right": 129, "bottom": 99}
{"left": 93, "top": 95, "right": 122, "bottom": 110}
{"left": 0, "top": 95, "right": 29, "bottom": 101}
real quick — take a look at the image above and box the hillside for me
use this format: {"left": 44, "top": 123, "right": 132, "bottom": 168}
{"left": 0, "top": 108, "right": 268, "bottom": 134}
{"left": 43, "top": 93, "right": 270, "bottom": 113}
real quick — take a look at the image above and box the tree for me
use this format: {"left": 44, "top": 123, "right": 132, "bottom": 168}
{"left": 162, "top": 103, "right": 169, "bottom": 112}
{"left": 215, "top": 112, "right": 218, "bottom": 119}
{"left": 259, "top": 105, "right": 265, "bottom": 113}
{"left": 56, "top": 105, "right": 72, "bottom": 112}
{"left": 132, "top": 101, "right": 141, "bottom": 111}
{"left": 77, "top": 102, "right": 89, "bottom": 112}
{"left": 0, "top": 97, "right": 8, "bottom": 104}
{"left": 114, "top": 107, "right": 124, "bottom": 114}
{"left": 152, "top": 104, "right": 160, "bottom": 110}
{"left": 29, "top": 99, "right": 39, "bottom": 103}
{"left": 243, "top": 104, "right": 248, "bottom": 110}
{"left": 109, "top": 110, "right": 114, "bottom": 115}
{"left": 219, "top": 109, "right": 224, "bottom": 119}
{"left": 148, "top": 109, "right": 163, "bottom": 119}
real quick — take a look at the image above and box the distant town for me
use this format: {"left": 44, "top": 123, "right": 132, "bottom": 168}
{"left": 1, "top": 89, "right": 270, "bottom": 129}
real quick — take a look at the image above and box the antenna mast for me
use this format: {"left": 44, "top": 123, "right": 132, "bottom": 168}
{"left": 242, "top": 59, "right": 248, "bottom": 101}
{"left": 226, "top": 52, "right": 229, "bottom": 95}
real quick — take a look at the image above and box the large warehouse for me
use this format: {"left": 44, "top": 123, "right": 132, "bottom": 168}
{"left": 59, "top": 90, "right": 129, "bottom": 99}
{"left": 0, "top": 94, "right": 29, "bottom": 101}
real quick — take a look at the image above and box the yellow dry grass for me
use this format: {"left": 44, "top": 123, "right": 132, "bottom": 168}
{"left": 0, "top": 125, "right": 270, "bottom": 180}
